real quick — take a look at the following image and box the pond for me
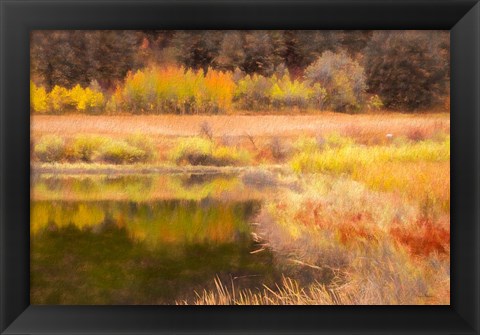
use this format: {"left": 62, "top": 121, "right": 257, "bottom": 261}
{"left": 30, "top": 173, "right": 285, "bottom": 304}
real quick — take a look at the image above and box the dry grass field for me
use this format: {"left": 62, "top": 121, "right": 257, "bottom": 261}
{"left": 31, "top": 112, "right": 449, "bottom": 142}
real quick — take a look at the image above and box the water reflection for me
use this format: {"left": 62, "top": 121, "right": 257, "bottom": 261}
{"left": 31, "top": 174, "right": 280, "bottom": 304}
{"left": 31, "top": 173, "right": 279, "bottom": 202}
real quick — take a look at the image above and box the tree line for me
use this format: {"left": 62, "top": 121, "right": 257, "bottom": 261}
{"left": 31, "top": 30, "right": 449, "bottom": 111}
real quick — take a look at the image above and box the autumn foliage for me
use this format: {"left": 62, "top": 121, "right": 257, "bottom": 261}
{"left": 106, "top": 66, "right": 235, "bottom": 114}
{"left": 30, "top": 51, "right": 387, "bottom": 115}
{"left": 31, "top": 81, "right": 105, "bottom": 114}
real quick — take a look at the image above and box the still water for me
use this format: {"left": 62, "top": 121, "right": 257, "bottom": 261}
{"left": 30, "top": 173, "right": 282, "bottom": 304}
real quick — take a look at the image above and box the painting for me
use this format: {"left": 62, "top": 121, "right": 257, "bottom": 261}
{"left": 30, "top": 30, "right": 450, "bottom": 305}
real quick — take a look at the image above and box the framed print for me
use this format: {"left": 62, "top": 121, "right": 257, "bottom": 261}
{"left": 1, "top": 0, "right": 479, "bottom": 334}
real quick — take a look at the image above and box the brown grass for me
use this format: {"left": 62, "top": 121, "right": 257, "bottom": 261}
{"left": 31, "top": 112, "right": 449, "bottom": 140}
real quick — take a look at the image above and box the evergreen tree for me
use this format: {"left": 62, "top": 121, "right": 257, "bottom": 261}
{"left": 171, "top": 31, "right": 223, "bottom": 71}
{"left": 31, "top": 30, "right": 143, "bottom": 89}
{"left": 365, "top": 31, "right": 449, "bottom": 110}
{"left": 242, "top": 31, "right": 284, "bottom": 76}
{"left": 216, "top": 31, "right": 246, "bottom": 71}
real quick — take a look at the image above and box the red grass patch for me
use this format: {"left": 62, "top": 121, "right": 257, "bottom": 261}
{"left": 390, "top": 218, "right": 450, "bottom": 257}
{"left": 337, "top": 212, "right": 379, "bottom": 246}
{"left": 337, "top": 223, "right": 378, "bottom": 245}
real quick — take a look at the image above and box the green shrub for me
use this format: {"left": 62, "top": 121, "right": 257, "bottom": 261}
{"left": 34, "top": 135, "right": 66, "bottom": 162}
{"left": 170, "top": 137, "right": 251, "bottom": 166}
{"left": 99, "top": 139, "right": 149, "bottom": 164}
{"left": 71, "top": 135, "right": 106, "bottom": 162}
{"left": 212, "top": 146, "right": 251, "bottom": 166}
{"left": 125, "top": 134, "right": 157, "bottom": 162}
{"left": 170, "top": 137, "right": 214, "bottom": 164}
{"left": 34, "top": 135, "right": 156, "bottom": 164}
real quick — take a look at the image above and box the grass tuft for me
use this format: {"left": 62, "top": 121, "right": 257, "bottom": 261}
{"left": 170, "top": 137, "right": 251, "bottom": 166}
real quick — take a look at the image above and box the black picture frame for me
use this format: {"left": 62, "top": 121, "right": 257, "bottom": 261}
{"left": 1, "top": 0, "right": 479, "bottom": 334}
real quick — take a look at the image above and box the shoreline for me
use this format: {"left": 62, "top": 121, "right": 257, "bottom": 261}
{"left": 31, "top": 163, "right": 289, "bottom": 176}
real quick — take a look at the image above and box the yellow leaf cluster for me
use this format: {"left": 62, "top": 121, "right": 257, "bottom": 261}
{"left": 30, "top": 81, "right": 105, "bottom": 114}
{"left": 69, "top": 84, "right": 105, "bottom": 111}
{"left": 30, "top": 81, "right": 48, "bottom": 113}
